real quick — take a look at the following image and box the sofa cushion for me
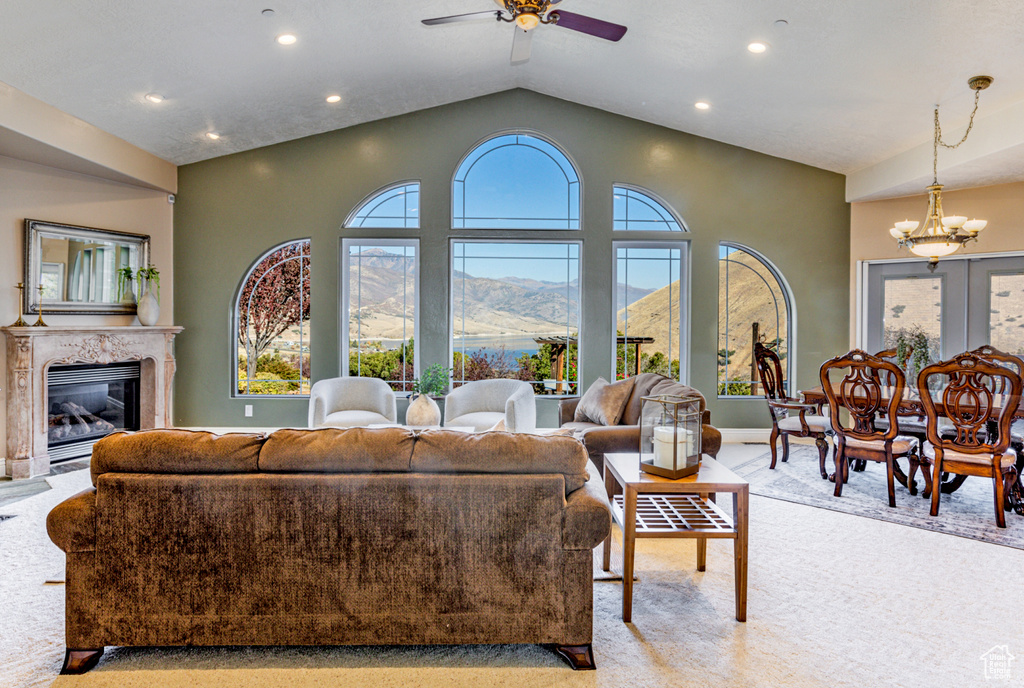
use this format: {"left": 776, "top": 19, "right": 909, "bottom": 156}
{"left": 322, "top": 410, "right": 394, "bottom": 428}
{"left": 411, "top": 429, "right": 589, "bottom": 495}
{"left": 91, "top": 429, "right": 264, "bottom": 486}
{"left": 573, "top": 377, "right": 634, "bottom": 426}
{"left": 446, "top": 411, "right": 505, "bottom": 432}
{"left": 260, "top": 427, "right": 415, "bottom": 472}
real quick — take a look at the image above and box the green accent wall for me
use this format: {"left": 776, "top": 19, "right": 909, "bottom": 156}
{"left": 174, "top": 89, "right": 849, "bottom": 429}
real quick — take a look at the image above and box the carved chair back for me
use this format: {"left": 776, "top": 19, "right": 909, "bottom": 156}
{"left": 754, "top": 341, "right": 787, "bottom": 400}
{"left": 819, "top": 349, "right": 905, "bottom": 444}
{"left": 754, "top": 341, "right": 788, "bottom": 422}
{"left": 917, "top": 352, "right": 1023, "bottom": 456}
{"left": 874, "top": 347, "right": 907, "bottom": 390}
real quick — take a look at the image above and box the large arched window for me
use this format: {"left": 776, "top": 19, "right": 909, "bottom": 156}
{"left": 613, "top": 185, "right": 686, "bottom": 231}
{"left": 452, "top": 132, "right": 580, "bottom": 229}
{"left": 345, "top": 182, "right": 419, "bottom": 228}
{"left": 718, "top": 243, "right": 793, "bottom": 397}
{"left": 234, "top": 239, "right": 311, "bottom": 396}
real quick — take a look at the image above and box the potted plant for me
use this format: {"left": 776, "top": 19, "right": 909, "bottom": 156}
{"left": 894, "top": 326, "right": 932, "bottom": 384}
{"left": 135, "top": 264, "right": 161, "bottom": 326}
{"left": 406, "top": 363, "right": 450, "bottom": 426}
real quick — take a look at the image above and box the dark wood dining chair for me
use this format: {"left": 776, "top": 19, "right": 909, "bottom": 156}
{"left": 820, "top": 349, "right": 920, "bottom": 508}
{"left": 970, "top": 345, "right": 1024, "bottom": 513}
{"left": 917, "top": 352, "right": 1023, "bottom": 528}
{"left": 754, "top": 341, "right": 831, "bottom": 479}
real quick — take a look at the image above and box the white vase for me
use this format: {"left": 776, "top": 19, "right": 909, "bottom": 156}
{"left": 406, "top": 394, "right": 441, "bottom": 427}
{"left": 120, "top": 281, "right": 136, "bottom": 306}
{"left": 137, "top": 285, "right": 160, "bottom": 326}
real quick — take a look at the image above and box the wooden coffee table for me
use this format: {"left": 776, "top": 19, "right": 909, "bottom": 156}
{"left": 602, "top": 452, "right": 749, "bottom": 622}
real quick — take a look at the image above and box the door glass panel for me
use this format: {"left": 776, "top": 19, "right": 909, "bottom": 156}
{"left": 882, "top": 276, "right": 942, "bottom": 358}
{"left": 989, "top": 272, "right": 1024, "bottom": 355}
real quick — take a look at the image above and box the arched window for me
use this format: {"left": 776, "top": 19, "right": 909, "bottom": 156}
{"left": 718, "top": 243, "right": 793, "bottom": 397}
{"left": 234, "top": 239, "right": 311, "bottom": 396}
{"left": 345, "top": 182, "right": 419, "bottom": 228}
{"left": 452, "top": 132, "right": 580, "bottom": 229}
{"left": 613, "top": 185, "right": 686, "bottom": 231}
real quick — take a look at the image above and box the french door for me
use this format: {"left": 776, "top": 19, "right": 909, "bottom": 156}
{"left": 864, "top": 255, "right": 1024, "bottom": 359}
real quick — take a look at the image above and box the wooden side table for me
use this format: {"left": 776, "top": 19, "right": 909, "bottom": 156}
{"left": 602, "top": 452, "right": 749, "bottom": 622}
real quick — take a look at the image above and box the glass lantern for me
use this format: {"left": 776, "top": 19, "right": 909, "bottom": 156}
{"left": 639, "top": 394, "right": 702, "bottom": 479}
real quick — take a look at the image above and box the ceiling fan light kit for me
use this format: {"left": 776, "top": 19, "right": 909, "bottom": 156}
{"left": 422, "top": 0, "right": 627, "bottom": 64}
{"left": 889, "top": 75, "right": 993, "bottom": 271}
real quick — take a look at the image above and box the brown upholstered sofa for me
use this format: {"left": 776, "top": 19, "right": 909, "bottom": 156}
{"left": 559, "top": 373, "right": 722, "bottom": 473}
{"left": 46, "top": 427, "right": 611, "bottom": 674}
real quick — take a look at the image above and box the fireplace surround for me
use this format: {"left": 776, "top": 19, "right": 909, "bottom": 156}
{"left": 2, "top": 326, "right": 182, "bottom": 479}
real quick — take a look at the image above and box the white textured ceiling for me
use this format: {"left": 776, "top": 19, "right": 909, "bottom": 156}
{"left": 2, "top": 0, "right": 1024, "bottom": 199}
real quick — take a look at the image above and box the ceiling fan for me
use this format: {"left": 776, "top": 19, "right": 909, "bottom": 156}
{"left": 422, "top": 1, "right": 627, "bottom": 65}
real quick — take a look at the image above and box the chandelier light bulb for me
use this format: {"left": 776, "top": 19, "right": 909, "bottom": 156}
{"left": 962, "top": 219, "right": 988, "bottom": 233}
{"left": 894, "top": 220, "right": 918, "bottom": 235}
{"left": 941, "top": 215, "right": 968, "bottom": 229}
{"left": 889, "top": 228, "right": 903, "bottom": 239}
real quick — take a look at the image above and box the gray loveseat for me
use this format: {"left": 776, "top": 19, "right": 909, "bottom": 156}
{"left": 46, "top": 427, "right": 611, "bottom": 673}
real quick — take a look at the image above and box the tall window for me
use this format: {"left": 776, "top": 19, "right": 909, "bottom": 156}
{"left": 452, "top": 132, "right": 580, "bottom": 229}
{"left": 235, "top": 239, "right": 311, "bottom": 396}
{"left": 718, "top": 243, "right": 792, "bottom": 397}
{"left": 345, "top": 182, "right": 419, "bottom": 228}
{"left": 342, "top": 239, "right": 418, "bottom": 392}
{"left": 613, "top": 186, "right": 686, "bottom": 231}
{"left": 614, "top": 243, "right": 687, "bottom": 381}
{"left": 451, "top": 241, "right": 580, "bottom": 394}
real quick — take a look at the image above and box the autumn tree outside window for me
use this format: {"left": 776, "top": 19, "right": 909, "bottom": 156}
{"left": 234, "top": 239, "right": 311, "bottom": 396}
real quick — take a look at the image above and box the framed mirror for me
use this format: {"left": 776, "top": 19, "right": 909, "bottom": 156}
{"left": 24, "top": 219, "right": 151, "bottom": 315}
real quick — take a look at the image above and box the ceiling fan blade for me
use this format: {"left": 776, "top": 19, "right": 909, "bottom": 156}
{"left": 510, "top": 28, "right": 533, "bottom": 65}
{"left": 422, "top": 10, "right": 503, "bottom": 26}
{"left": 549, "top": 10, "right": 627, "bottom": 41}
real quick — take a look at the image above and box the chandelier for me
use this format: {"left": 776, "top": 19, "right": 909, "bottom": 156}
{"left": 889, "top": 76, "right": 992, "bottom": 271}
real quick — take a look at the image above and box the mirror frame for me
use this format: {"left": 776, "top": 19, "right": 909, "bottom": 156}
{"left": 23, "top": 219, "right": 151, "bottom": 315}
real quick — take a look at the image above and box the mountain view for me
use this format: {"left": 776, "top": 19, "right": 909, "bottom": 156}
{"left": 350, "top": 249, "right": 654, "bottom": 339}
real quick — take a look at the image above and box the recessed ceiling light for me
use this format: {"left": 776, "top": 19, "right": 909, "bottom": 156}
{"left": 144, "top": 93, "right": 164, "bottom": 103}
{"left": 747, "top": 42, "right": 768, "bottom": 53}
{"left": 206, "top": 132, "right": 221, "bottom": 140}
{"left": 694, "top": 101, "right": 710, "bottom": 110}
{"left": 262, "top": 8, "right": 275, "bottom": 17}
{"left": 326, "top": 94, "right": 342, "bottom": 104}
{"left": 276, "top": 33, "right": 297, "bottom": 45}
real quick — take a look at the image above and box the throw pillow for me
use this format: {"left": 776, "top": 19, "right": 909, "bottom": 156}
{"left": 573, "top": 376, "right": 635, "bottom": 426}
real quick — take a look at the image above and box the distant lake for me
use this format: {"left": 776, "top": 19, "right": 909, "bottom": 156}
{"left": 453, "top": 334, "right": 553, "bottom": 360}
{"left": 374, "top": 334, "right": 563, "bottom": 361}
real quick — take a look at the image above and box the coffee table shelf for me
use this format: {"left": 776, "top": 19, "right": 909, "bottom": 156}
{"left": 610, "top": 493, "right": 735, "bottom": 536}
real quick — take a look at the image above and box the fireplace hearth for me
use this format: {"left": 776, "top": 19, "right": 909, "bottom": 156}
{"left": 47, "top": 362, "right": 141, "bottom": 462}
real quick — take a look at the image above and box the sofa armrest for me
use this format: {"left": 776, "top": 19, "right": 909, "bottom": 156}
{"left": 559, "top": 397, "right": 581, "bottom": 426}
{"left": 562, "top": 460, "right": 612, "bottom": 550}
{"left": 46, "top": 488, "right": 97, "bottom": 553}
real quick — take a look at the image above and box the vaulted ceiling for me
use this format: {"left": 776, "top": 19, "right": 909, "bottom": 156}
{"left": 2, "top": 0, "right": 1023, "bottom": 200}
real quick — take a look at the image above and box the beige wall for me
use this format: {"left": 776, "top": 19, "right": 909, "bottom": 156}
{"left": 849, "top": 181, "right": 1024, "bottom": 344}
{"left": 0, "top": 154, "right": 174, "bottom": 462}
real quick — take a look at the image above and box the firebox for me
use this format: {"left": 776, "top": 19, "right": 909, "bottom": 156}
{"left": 46, "top": 362, "right": 141, "bottom": 462}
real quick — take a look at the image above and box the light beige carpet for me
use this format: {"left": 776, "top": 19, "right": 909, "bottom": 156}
{"left": 3, "top": 444, "right": 1023, "bottom": 688}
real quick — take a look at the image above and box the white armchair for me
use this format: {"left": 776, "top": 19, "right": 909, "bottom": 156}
{"left": 308, "top": 377, "right": 398, "bottom": 428}
{"left": 444, "top": 379, "right": 536, "bottom": 433}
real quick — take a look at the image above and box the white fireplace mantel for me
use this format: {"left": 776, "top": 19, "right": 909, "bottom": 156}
{"left": 2, "top": 326, "right": 183, "bottom": 479}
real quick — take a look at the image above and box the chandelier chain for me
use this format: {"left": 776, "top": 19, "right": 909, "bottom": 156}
{"left": 932, "top": 88, "right": 982, "bottom": 182}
